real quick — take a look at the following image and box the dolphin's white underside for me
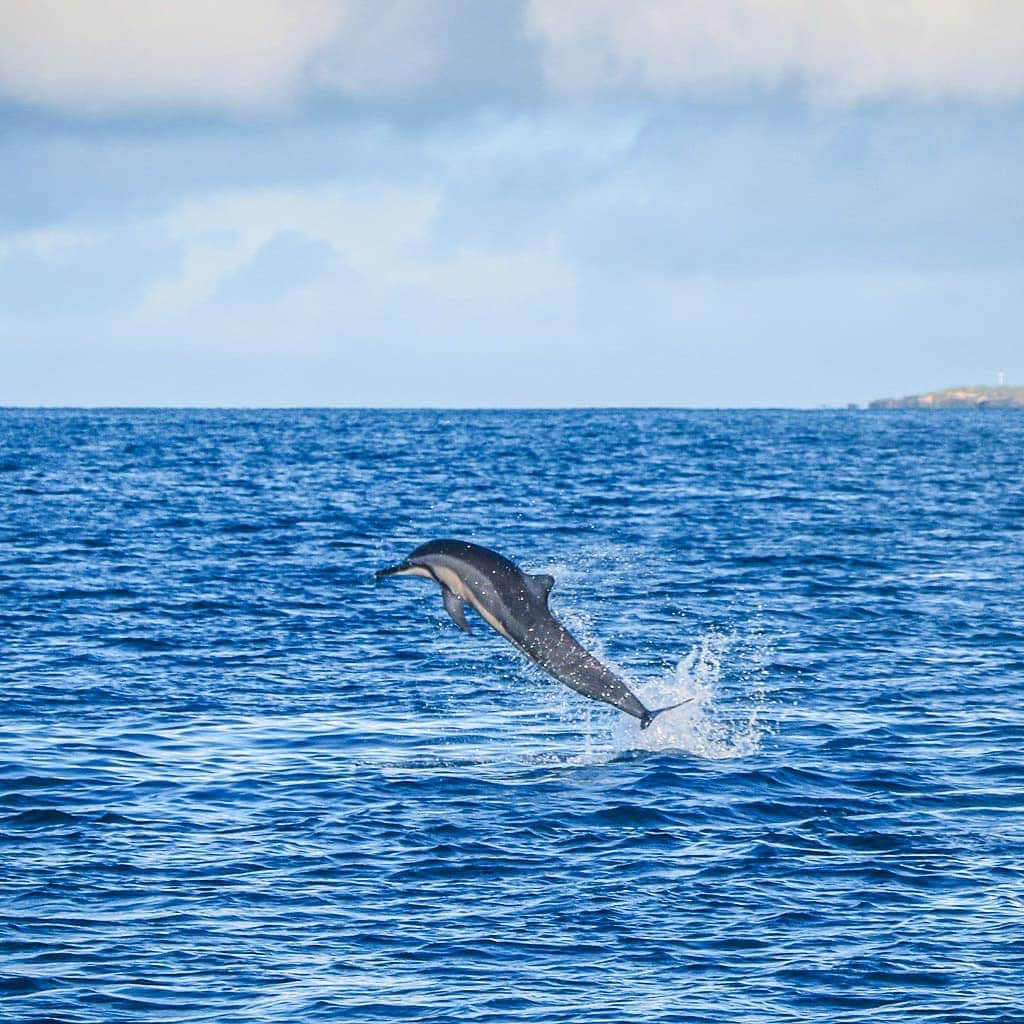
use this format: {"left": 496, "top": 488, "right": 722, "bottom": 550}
{"left": 395, "top": 563, "right": 516, "bottom": 644}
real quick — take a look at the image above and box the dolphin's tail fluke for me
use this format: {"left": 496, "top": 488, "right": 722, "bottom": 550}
{"left": 639, "top": 699, "right": 692, "bottom": 730}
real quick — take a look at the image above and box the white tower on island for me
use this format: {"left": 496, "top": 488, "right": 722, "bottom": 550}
{"left": 997, "top": 370, "right": 1006, "bottom": 387}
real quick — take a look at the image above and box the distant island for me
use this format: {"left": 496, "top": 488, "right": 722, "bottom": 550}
{"left": 869, "top": 385, "right": 1024, "bottom": 409}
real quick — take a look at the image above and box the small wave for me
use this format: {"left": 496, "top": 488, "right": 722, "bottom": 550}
{"left": 612, "top": 632, "right": 772, "bottom": 759}
{"left": 220, "top": 521, "right": 264, "bottom": 534}
{"left": 107, "top": 636, "right": 177, "bottom": 651}
{"left": 0, "top": 774, "right": 70, "bottom": 793}
{"left": 2, "top": 808, "right": 79, "bottom": 828}
{"left": 0, "top": 974, "right": 49, "bottom": 996}
{"left": 40, "top": 586, "right": 135, "bottom": 601}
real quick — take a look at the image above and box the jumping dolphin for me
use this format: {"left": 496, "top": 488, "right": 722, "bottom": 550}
{"left": 375, "top": 539, "right": 686, "bottom": 729}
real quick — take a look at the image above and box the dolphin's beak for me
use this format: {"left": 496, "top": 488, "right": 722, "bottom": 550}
{"left": 375, "top": 561, "right": 412, "bottom": 580}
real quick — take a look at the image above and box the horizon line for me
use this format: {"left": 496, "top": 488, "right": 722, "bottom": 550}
{"left": 0, "top": 403, "right": 871, "bottom": 412}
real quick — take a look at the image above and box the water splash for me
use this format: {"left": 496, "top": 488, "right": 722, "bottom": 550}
{"left": 612, "top": 632, "right": 771, "bottom": 759}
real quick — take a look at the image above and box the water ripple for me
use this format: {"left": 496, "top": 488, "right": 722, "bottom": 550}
{"left": 2, "top": 409, "right": 1023, "bottom": 1022}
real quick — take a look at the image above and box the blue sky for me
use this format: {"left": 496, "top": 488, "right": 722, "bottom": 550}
{"left": 1, "top": 1, "right": 1021, "bottom": 407}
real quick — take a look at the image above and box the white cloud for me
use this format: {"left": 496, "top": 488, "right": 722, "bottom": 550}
{"left": 2, "top": 0, "right": 1022, "bottom": 115}
{"left": 0, "top": 0, "right": 345, "bottom": 115}
{"left": 0, "top": 1, "right": 527, "bottom": 117}
{"left": 311, "top": 0, "right": 448, "bottom": 98}
{"left": 130, "top": 181, "right": 441, "bottom": 320}
{"left": 525, "top": 0, "right": 1024, "bottom": 103}
{"left": 0, "top": 0, "right": 460, "bottom": 115}
{"left": 0, "top": 223, "right": 108, "bottom": 261}
{"left": 57, "top": 175, "right": 573, "bottom": 360}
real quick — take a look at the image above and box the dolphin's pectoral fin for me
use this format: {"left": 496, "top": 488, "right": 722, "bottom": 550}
{"left": 525, "top": 573, "right": 555, "bottom": 603}
{"left": 442, "top": 588, "right": 473, "bottom": 634}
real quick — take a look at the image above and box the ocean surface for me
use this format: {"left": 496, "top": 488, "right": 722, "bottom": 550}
{"left": 2, "top": 408, "right": 1023, "bottom": 1023}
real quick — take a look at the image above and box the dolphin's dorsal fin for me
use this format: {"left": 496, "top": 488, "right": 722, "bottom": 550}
{"left": 442, "top": 588, "right": 473, "bottom": 634}
{"left": 525, "top": 573, "right": 555, "bottom": 603}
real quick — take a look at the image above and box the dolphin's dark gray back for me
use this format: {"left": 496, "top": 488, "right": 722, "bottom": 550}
{"left": 376, "top": 539, "right": 684, "bottom": 728}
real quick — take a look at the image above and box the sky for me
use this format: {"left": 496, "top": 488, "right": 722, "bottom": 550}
{"left": 1, "top": 0, "right": 1022, "bottom": 407}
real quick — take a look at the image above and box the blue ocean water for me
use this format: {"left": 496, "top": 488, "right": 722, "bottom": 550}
{"left": 2, "top": 408, "right": 1023, "bottom": 1023}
